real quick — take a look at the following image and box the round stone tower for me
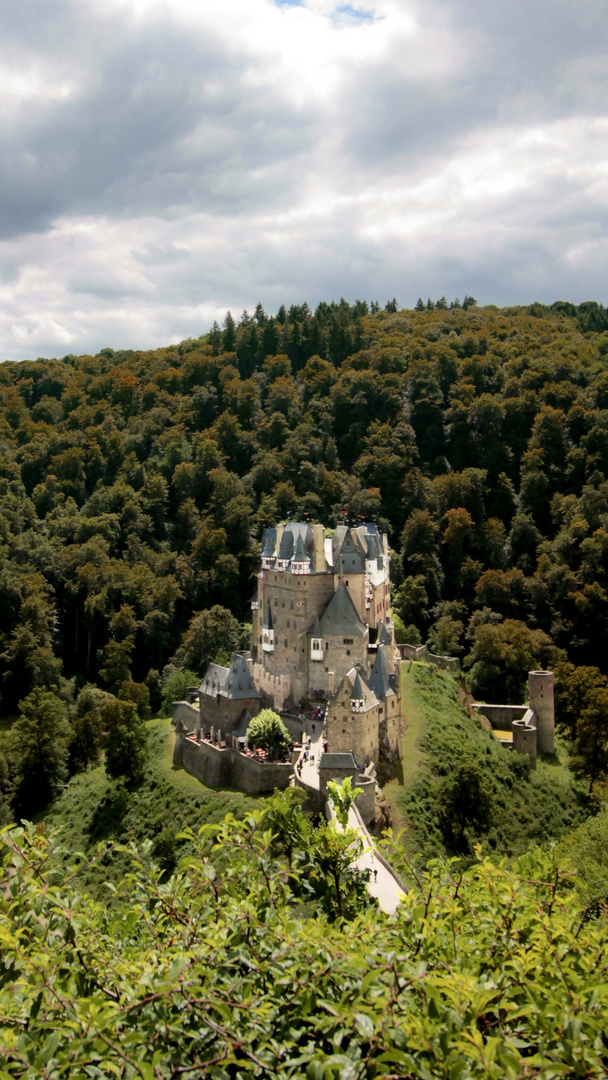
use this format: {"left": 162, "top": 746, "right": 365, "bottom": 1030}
{"left": 528, "top": 670, "right": 554, "bottom": 755}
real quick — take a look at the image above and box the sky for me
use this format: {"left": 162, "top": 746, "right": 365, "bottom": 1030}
{"left": 1, "top": 0, "right": 608, "bottom": 362}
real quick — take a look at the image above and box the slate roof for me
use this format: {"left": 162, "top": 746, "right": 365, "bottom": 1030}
{"left": 319, "top": 583, "right": 367, "bottom": 638}
{"left": 278, "top": 529, "right": 294, "bottom": 561}
{"left": 368, "top": 645, "right": 395, "bottom": 700}
{"left": 222, "top": 654, "right": 261, "bottom": 700}
{"left": 345, "top": 667, "right": 379, "bottom": 711}
{"left": 350, "top": 671, "right": 366, "bottom": 701}
{"left": 263, "top": 604, "right": 274, "bottom": 630}
{"left": 337, "top": 529, "right": 365, "bottom": 575}
{"left": 199, "top": 662, "right": 229, "bottom": 697}
{"left": 309, "top": 614, "right": 323, "bottom": 639}
{"left": 292, "top": 533, "right": 311, "bottom": 565}
{"left": 319, "top": 752, "right": 357, "bottom": 770}
{"left": 378, "top": 621, "right": 392, "bottom": 646}
{"left": 261, "top": 528, "right": 277, "bottom": 558}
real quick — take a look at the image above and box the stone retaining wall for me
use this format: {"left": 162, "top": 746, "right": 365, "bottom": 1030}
{"left": 398, "top": 644, "right": 459, "bottom": 672}
{"left": 174, "top": 731, "right": 293, "bottom": 794}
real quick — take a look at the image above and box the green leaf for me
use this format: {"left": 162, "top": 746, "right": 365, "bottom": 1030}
{"left": 353, "top": 1012, "right": 374, "bottom": 1039}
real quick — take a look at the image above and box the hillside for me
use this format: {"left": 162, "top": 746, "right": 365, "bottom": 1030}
{"left": 384, "top": 662, "right": 593, "bottom": 862}
{"left": 1, "top": 299, "right": 608, "bottom": 714}
{"left": 38, "top": 717, "right": 257, "bottom": 897}
{"left": 1, "top": 297, "right": 608, "bottom": 829}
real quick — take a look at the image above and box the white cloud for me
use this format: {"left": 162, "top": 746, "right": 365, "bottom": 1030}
{"left": 0, "top": 0, "right": 607, "bottom": 361}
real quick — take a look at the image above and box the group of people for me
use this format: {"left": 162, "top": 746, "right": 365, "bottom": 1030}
{"left": 296, "top": 736, "right": 318, "bottom": 777}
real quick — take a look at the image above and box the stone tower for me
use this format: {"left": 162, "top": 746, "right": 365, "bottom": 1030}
{"left": 528, "top": 670, "right": 554, "bottom": 755}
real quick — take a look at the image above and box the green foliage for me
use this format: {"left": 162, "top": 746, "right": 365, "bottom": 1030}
{"left": 160, "top": 666, "right": 200, "bottom": 715}
{"left": 1, "top": 821, "right": 607, "bottom": 1078}
{"left": 102, "top": 699, "right": 146, "bottom": 785}
{"left": 9, "top": 689, "right": 71, "bottom": 817}
{"left": 557, "top": 804, "right": 608, "bottom": 907}
{"left": 466, "top": 618, "right": 557, "bottom": 703}
{"left": 436, "top": 755, "right": 495, "bottom": 852}
{"left": 399, "top": 665, "right": 591, "bottom": 862}
{"left": 327, "top": 775, "right": 363, "bottom": 828}
{"left": 246, "top": 708, "right": 292, "bottom": 759}
{"left": 570, "top": 686, "right": 608, "bottom": 793}
{"left": 172, "top": 606, "right": 241, "bottom": 671}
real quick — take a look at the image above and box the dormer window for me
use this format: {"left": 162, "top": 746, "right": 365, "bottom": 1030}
{"left": 263, "top": 628, "right": 275, "bottom": 652}
{"left": 351, "top": 698, "right": 364, "bottom": 713}
{"left": 276, "top": 558, "right": 289, "bottom": 572}
{"left": 311, "top": 638, "right": 323, "bottom": 661}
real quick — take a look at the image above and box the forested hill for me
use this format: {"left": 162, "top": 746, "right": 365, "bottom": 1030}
{"left": 1, "top": 297, "right": 608, "bottom": 716}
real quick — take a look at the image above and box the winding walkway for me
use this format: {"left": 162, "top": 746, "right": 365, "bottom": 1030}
{"left": 295, "top": 726, "right": 405, "bottom": 915}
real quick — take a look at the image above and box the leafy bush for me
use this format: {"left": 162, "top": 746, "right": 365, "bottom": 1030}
{"left": 1, "top": 818, "right": 607, "bottom": 1078}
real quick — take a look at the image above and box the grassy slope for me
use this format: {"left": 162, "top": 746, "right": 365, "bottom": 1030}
{"left": 40, "top": 717, "right": 257, "bottom": 897}
{"left": 383, "top": 662, "right": 594, "bottom": 863}
{"left": 382, "top": 663, "right": 426, "bottom": 840}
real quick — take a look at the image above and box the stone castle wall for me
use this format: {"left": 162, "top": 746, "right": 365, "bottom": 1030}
{"left": 326, "top": 686, "right": 379, "bottom": 767}
{"left": 174, "top": 731, "right": 292, "bottom": 794}
{"left": 198, "top": 694, "right": 259, "bottom": 735}
{"left": 252, "top": 664, "right": 291, "bottom": 711}
{"left": 258, "top": 570, "right": 335, "bottom": 701}
{"left": 308, "top": 636, "right": 369, "bottom": 700}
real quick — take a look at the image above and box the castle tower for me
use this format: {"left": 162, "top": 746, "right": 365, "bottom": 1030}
{"left": 528, "top": 670, "right": 554, "bottom": 755}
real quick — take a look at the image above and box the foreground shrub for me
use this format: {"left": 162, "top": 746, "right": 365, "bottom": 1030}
{"left": 1, "top": 814, "right": 607, "bottom": 1078}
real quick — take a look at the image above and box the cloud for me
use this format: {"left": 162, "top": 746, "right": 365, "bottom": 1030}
{"left": 0, "top": 0, "right": 607, "bottom": 361}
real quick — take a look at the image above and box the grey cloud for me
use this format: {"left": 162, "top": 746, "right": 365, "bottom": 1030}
{"left": 339, "top": 0, "right": 608, "bottom": 175}
{"left": 0, "top": 0, "right": 607, "bottom": 363}
{"left": 0, "top": 7, "right": 316, "bottom": 238}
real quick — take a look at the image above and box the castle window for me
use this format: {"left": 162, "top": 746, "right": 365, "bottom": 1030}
{"left": 284, "top": 639, "right": 288, "bottom": 648}
{"left": 343, "top": 638, "right": 353, "bottom": 645}
{"left": 346, "top": 650, "right": 351, "bottom": 655}
{"left": 286, "top": 620, "right": 290, "bottom": 628}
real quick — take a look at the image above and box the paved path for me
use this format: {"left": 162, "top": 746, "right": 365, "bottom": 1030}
{"left": 347, "top": 805, "right": 403, "bottom": 915}
{"left": 294, "top": 725, "right": 404, "bottom": 915}
{"left": 296, "top": 725, "right": 323, "bottom": 790}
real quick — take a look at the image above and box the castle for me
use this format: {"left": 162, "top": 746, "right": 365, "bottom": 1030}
{"left": 472, "top": 670, "right": 555, "bottom": 768}
{"left": 173, "top": 521, "right": 403, "bottom": 791}
{"left": 251, "top": 521, "right": 402, "bottom": 770}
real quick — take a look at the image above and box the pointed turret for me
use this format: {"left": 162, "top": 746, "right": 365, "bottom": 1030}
{"left": 368, "top": 645, "right": 394, "bottom": 700}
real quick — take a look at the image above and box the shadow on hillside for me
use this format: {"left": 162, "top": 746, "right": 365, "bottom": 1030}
{"left": 88, "top": 785, "right": 131, "bottom": 840}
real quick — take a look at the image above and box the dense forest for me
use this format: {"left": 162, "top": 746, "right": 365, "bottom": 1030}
{"left": 1, "top": 296, "right": 608, "bottom": 815}
{"left": 2, "top": 298, "right": 608, "bottom": 1077}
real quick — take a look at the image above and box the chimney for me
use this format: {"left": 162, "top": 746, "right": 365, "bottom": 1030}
{"left": 328, "top": 671, "right": 335, "bottom": 696}
{"left": 312, "top": 523, "right": 326, "bottom": 573}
